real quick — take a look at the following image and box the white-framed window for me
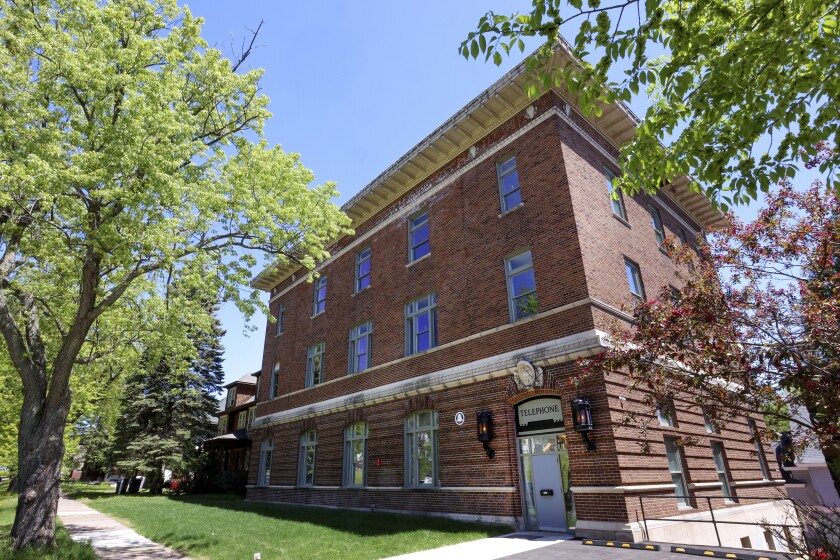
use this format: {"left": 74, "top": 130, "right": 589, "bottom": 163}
{"left": 257, "top": 438, "right": 273, "bottom": 487}
{"left": 711, "top": 441, "right": 734, "bottom": 500}
{"left": 497, "top": 155, "right": 522, "bottom": 212}
{"left": 405, "top": 293, "right": 437, "bottom": 356}
{"left": 226, "top": 387, "right": 237, "bottom": 408}
{"left": 269, "top": 362, "right": 280, "bottom": 399}
{"left": 237, "top": 410, "right": 247, "bottom": 430}
{"left": 625, "top": 258, "right": 645, "bottom": 299}
{"left": 247, "top": 408, "right": 255, "bottom": 430}
{"left": 298, "top": 430, "right": 317, "bottom": 487}
{"left": 408, "top": 210, "right": 430, "bottom": 262}
{"left": 355, "top": 247, "right": 371, "bottom": 292}
{"left": 505, "top": 249, "right": 538, "bottom": 321}
{"left": 657, "top": 397, "right": 677, "bottom": 427}
{"left": 702, "top": 407, "right": 718, "bottom": 434}
{"left": 343, "top": 422, "right": 368, "bottom": 487}
{"left": 605, "top": 170, "right": 627, "bottom": 221}
{"left": 305, "top": 341, "right": 325, "bottom": 387}
{"left": 405, "top": 410, "right": 439, "bottom": 487}
{"left": 748, "top": 419, "right": 773, "bottom": 480}
{"left": 664, "top": 437, "right": 690, "bottom": 506}
{"left": 650, "top": 205, "right": 665, "bottom": 246}
{"left": 312, "top": 276, "right": 327, "bottom": 316}
{"left": 275, "top": 302, "right": 285, "bottom": 335}
{"left": 218, "top": 414, "right": 228, "bottom": 434}
{"left": 348, "top": 322, "right": 372, "bottom": 374}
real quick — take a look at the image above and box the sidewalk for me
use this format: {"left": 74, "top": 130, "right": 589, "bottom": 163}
{"left": 383, "top": 532, "right": 574, "bottom": 560}
{"left": 57, "top": 497, "right": 188, "bottom": 560}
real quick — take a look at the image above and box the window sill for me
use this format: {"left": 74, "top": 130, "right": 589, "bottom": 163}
{"left": 677, "top": 505, "right": 695, "bottom": 511}
{"left": 274, "top": 332, "right": 284, "bottom": 338}
{"left": 406, "top": 253, "right": 431, "bottom": 268}
{"left": 310, "top": 311, "right": 325, "bottom": 320}
{"left": 658, "top": 246, "right": 670, "bottom": 257}
{"left": 352, "top": 285, "right": 371, "bottom": 297}
{"left": 613, "top": 213, "right": 631, "bottom": 228}
{"left": 498, "top": 202, "right": 524, "bottom": 218}
{"left": 404, "top": 485, "right": 440, "bottom": 491}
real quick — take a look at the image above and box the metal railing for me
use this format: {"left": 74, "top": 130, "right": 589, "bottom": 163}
{"left": 636, "top": 494, "right": 797, "bottom": 548}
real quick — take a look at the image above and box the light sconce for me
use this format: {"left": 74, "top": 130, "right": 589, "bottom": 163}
{"left": 476, "top": 411, "right": 495, "bottom": 459}
{"left": 570, "top": 396, "right": 596, "bottom": 451}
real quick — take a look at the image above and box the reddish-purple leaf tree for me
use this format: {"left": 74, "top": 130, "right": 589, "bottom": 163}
{"left": 582, "top": 147, "right": 839, "bottom": 491}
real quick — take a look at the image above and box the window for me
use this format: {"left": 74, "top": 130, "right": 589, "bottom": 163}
{"left": 298, "top": 430, "right": 317, "bottom": 486}
{"left": 748, "top": 419, "right": 773, "bottom": 480}
{"left": 343, "top": 422, "right": 368, "bottom": 487}
{"left": 650, "top": 206, "right": 665, "bottom": 246}
{"left": 505, "top": 249, "right": 538, "bottom": 321}
{"left": 625, "top": 259, "right": 645, "bottom": 299}
{"left": 275, "top": 302, "right": 285, "bottom": 335}
{"left": 678, "top": 228, "right": 688, "bottom": 245}
{"left": 237, "top": 410, "right": 247, "bottom": 430}
{"left": 711, "top": 442, "right": 734, "bottom": 500}
{"left": 312, "top": 276, "right": 327, "bottom": 316}
{"left": 657, "top": 397, "right": 676, "bottom": 427}
{"left": 247, "top": 408, "right": 255, "bottom": 430}
{"left": 702, "top": 407, "right": 718, "bottom": 434}
{"left": 257, "top": 438, "right": 273, "bottom": 487}
{"left": 405, "top": 293, "right": 437, "bottom": 355}
{"left": 497, "top": 155, "right": 522, "bottom": 212}
{"left": 218, "top": 415, "right": 228, "bottom": 434}
{"left": 226, "top": 387, "right": 237, "bottom": 408}
{"left": 405, "top": 410, "right": 438, "bottom": 487}
{"left": 269, "top": 362, "right": 280, "bottom": 399}
{"left": 606, "top": 171, "right": 627, "bottom": 220}
{"left": 664, "top": 437, "right": 690, "bottom": 506}
{"left": 408, "top": 211, "right": 430, "bottom": 262}
{"left": 305, "top": 342, "right": 325, "bottom": 387}
{"left": 348, "top": 322, "right": 373, "bottom": 374}
{"left": 355, "top": 247, "right": 371, "bottom": 292}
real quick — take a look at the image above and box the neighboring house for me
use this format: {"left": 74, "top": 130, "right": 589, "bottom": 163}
{"left": 245, "top": 42, "right": 788, "bottom": 549}
{"left": 202, "top": 371, "right": 259, "bottom": 492}
{"left": 777, "top": 406, "right": 840, "bottom": 508}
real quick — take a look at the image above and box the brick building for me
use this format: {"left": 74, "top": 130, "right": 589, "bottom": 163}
{"left": 246, "top": 45, "right": 789, "bottom": 549}
{"left": 203, "top": 372, "right": 258, "bottom": 492}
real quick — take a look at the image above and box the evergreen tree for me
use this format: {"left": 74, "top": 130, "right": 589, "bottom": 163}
{"left": 110, "top": 304, "right": 225, "bottom": 493}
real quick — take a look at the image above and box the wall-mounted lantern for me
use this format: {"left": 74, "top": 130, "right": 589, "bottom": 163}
{"left": 476, "top": 411, "right": 495, "bottom": 459}
{"left": 570, "top": 397, "right": 596, "bottom": 451}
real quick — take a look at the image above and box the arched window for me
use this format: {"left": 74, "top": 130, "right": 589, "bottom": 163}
{"left": 298, "top": 430, "right": 317, "bottom": 487}
{"left": 257, "top": 438, "right": 273, "bottom": 487}
{"left": 405, "top": 410, "right": 438, "bottom": 487}
{"left": 343, "top": 422, "right": 368, "bottom": 487}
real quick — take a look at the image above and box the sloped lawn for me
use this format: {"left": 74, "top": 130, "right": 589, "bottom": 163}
{"left": 65, "top": 484, "right": 510, "bottom": 560}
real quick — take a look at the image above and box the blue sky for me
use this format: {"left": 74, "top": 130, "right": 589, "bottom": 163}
{"left": 186, "top": 1, "right": 545, "bottom": 384}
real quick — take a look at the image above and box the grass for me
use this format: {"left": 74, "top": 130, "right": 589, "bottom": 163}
{"left": 0, "top": 484, "right": 97, "bottom": 560}
{"left": 64, "top": 483, "right": 511, "bottom": 560}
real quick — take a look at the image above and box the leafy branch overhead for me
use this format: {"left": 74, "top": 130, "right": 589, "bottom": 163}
{"left": 461, "top": 0, "right": 840, "bottom": 210}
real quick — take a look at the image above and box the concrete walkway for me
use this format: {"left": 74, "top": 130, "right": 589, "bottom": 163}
{"left": 57, "top": 497, "right": 188, "bottom": 559}
{"left": 383, "top": 533, "right": 574, "bottom": 560}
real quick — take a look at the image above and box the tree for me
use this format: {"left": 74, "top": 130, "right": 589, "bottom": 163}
{"left": 110, "top": 301, "right": 224, "bottom": 493}
{"left": 0, "top": 0, "right": 351, "bottom": 548}
{"left": 461, "top": 0, "right": 840, "bottom": 209}
{"left": 581, "top": 169, "right": 840, "bottom": 489}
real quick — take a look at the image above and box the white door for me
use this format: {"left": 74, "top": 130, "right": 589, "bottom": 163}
{"left": 531, "top": 453, "right": 567, "bottom": 532}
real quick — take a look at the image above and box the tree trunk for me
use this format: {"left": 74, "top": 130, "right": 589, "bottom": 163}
{"left": 11, "top": 388, "right": 70, "bottom": 550}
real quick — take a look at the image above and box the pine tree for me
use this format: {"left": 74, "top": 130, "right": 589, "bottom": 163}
{"left": 110, "top": 304, "right": 225, "bottom": 493}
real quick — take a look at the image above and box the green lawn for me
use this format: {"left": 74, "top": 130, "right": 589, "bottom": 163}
{"left": 64, "top": 484, "right": 510, "bottom": 560}
{"left": 0, "top": 485, "right": 96, "bottom": 560}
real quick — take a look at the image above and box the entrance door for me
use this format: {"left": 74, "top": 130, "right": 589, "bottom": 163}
{"left": 531, "top": 453, "right": 567, "bottom": 532}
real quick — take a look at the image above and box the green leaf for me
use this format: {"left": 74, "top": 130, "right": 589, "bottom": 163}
{"left": 493, "top": 51, "right": 503, "bottom": 66}
{"left": 471, "top": 39, "right": 479, "bottom": 59}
